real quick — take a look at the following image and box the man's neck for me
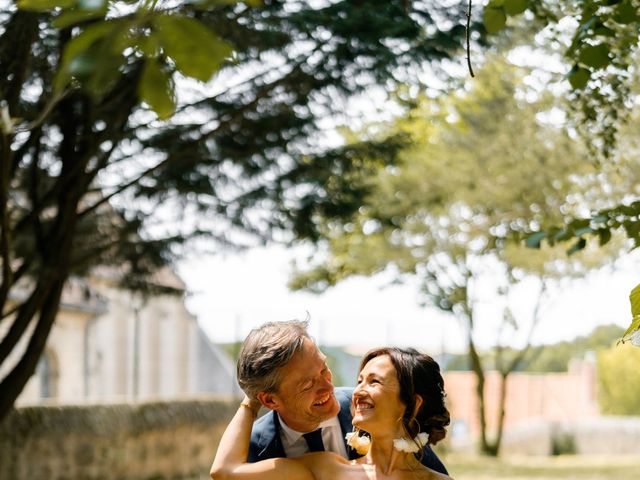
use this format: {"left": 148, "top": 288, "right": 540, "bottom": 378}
{"left": 277, "top": 412, "right": 320, "bottom": 433}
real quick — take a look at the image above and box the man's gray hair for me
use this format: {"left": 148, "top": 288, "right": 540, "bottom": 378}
{"left": 237, "top": 319, "right": 310, "bottom": 398}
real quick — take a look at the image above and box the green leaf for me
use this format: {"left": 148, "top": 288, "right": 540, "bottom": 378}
{"left": 504, "top": 0, "right": 527, "bottom": 16}
{"left": 483, "top": 6, "right": 507, "bottom": 34}
{"left": 525, "top": 231, "right": 546, "bottom": 248}
{"left": 597, "top": 228, "right": 612, "bottom": 246}
{"left": 78, "top": 0, "right": 104, "bottom": 8}
{"left": 594, "top": 25, "right": 616, "bottom": 37}
{"left": 17, "top": 0, "right": 74, "bottom": 11}
{"left": 138, "top": 33, "right": 161, "bottom": 58}
{"left": 567, "top": 66, "right": 590, "bottom": 89}
{"left": 578, "top": 43, "right": 611, "bottom": 70}
{"left": 566, "top": 237, "right": 586, "bottom": 255}
{"left": 578, "top": 16, "right": 598, "bottom": 33}
{"left": 553, "top": 228, "right": 572, "bottom": 242}
{"left": 621, "top": 315, "right": 640, "bottom": 343}
{"left": 154, "top": 14, "right": 232, "bottom": 82}
{"left": 631, "top": 283, "right": 640, "bottom": 319}
{"left": 574, "top": 226, "right": 593, "bottom": 237}
{"left": 54, "top": 20, "right": 117, "bottom": 93}
{"left": 614, "top": 1, "right": 639, "bottom": 24}
{"left": 68, "top": 48, "right": 98, "bottom": 80}
{"left": 139, "top": 59, "right": 176, "bottom": 119}
{"left": 189, "top": 0, "right": 260, "bottom": 7}
{"left": 83, "top": 48, "right": 126, "bottom": 98}
{"left": 53, "top": 7, "right": 107, "bottom": 29}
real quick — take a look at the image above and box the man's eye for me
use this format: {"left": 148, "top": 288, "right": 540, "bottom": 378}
{"left": 302, "top": 383, "right": 313, "bottom": 391}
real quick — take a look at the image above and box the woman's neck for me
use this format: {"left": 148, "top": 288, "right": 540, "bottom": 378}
{"left": 361, "top": 436, "right": 421, "bottom": 475}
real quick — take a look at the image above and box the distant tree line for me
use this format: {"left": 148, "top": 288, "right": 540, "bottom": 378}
{"left": 443, "top": 324, "right": 625, "bottom": 372}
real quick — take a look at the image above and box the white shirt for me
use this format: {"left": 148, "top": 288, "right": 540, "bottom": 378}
{"left": 277, "top": 414, "right": 348, "bottom": 458}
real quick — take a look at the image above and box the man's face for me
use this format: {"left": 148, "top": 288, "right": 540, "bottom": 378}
{"left": 259, "top": 337, "right": 340, "bottom": 432}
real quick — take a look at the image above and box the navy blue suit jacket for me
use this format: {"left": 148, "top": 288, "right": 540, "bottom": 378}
{"left": 247, "top": 387, "right": 447, "bottom": 475}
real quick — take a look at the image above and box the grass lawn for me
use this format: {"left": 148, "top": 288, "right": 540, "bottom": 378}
{"left": 443, "top": 454, "right": 640, "bottom": 480}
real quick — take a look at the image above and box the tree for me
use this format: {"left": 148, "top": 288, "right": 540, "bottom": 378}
{"left": 478, "top": 0, "right": 640, "bottom": 341}
{"left": 482, "top": 0, "right": 640, "bottom": 159}
{"left": 597, "top": 342, "right": 640, "bottom": 414}
{"left": 483, "top": 324, "right": 625, "bottom": 373}
{"left": 0, "top": 0, "right": 473, "bottom": 423}
{"left": 290, "top": 59, "right": 629, "bottom": 455}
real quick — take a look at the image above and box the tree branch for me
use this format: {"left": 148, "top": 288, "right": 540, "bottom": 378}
{"left": 465, "top": 0, "right": 475, "bottom": 78}
{"left": 0, "top": 131, "right": 14, "bottom": 311}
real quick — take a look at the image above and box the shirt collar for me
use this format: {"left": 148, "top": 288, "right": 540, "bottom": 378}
{"left": 277, "top": 413, "right": 341, "bottom": 444}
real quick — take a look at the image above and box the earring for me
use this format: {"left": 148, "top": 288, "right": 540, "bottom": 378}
{"left": 393, "top": 418, "right": 429, "bottom": 453}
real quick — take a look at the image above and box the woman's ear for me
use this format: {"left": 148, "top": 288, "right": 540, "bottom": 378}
{"left": 412, "top": 394, "right": 423, "bottom": 418}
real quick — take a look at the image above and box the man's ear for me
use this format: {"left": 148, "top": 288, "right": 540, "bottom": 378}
{"left": 256, "top": 391, "right": 280, "bottom": 410}
{"left": 412, "top": 394, "right": 424, "bottom": 418}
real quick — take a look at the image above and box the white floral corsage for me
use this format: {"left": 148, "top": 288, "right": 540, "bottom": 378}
{"left": 345, "top": 431, "right": 371, "bottom": 455}
{"left": 393, "top": 432, "right": 429, "bottom": 453}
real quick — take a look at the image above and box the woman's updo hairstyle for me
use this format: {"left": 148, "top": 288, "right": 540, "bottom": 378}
{"left": 359, "top": 347, "right": 450, "bottom": 445}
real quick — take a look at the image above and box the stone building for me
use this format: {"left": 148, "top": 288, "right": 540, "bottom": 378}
{"left": 5, "top": 268, "right": 240, "bottom": 406}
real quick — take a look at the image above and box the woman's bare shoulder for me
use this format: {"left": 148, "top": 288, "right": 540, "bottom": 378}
{"left": 422, "top": 469, "right": 453, "bottom": 480}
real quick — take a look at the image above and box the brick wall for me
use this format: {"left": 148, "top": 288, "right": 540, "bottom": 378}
{"left": 444, "top": 360, "right": 599, "bottom": 439}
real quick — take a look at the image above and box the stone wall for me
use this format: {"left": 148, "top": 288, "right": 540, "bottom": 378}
{"left": 499, "top": 417, "right": 640, "bottom": 456}
{"left": 0, "top": 398, "right": 239, "bottom": 480}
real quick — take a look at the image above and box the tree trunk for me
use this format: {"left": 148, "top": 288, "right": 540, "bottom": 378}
{"left": 491, "top": 371, "right": 509, "bottom": 456}
{"left": 0, "top": 127, "right": 85, "bottom": 423}
{"left": 467, "top": 328, "right": 495, "bottom": 455}
{"left": 0, "top": 277, "right": 66, "bottom": 422}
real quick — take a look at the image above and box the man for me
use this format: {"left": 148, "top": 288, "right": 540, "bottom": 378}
{"left": 236, "top": 319, "right": 448, "bottom": 474}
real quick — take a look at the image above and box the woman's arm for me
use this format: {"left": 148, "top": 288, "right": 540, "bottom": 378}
{"left": 210, "top": 397, "right": 315, "bottom": 480}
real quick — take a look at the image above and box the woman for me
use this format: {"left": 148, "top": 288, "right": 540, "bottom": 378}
{"left": 211, "top": 347, "right": 452, "bottom": 480}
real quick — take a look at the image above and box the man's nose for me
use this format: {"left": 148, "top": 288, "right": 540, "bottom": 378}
{"left": 319, "top": 373, "right": 332, "bottom": 389}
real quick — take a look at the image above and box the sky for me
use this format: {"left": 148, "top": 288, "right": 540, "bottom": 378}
{"left": 178, "top": 244, "right": 640, "bottom": 355}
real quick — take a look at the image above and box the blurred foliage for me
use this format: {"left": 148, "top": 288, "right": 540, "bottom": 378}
{"left": 597, "top": 342, "right": 640, "bottom": 415}
{"left": 290, "top": 57, "right": 633, "bottom": 456}
{"left": 525, "top": 324, "right": 624, "bottom": 372}
{"left": 479, "top": 1, "right": 640, "bottom": 344}
{"left": 0, "top": 0, "right": 475, "bottom": 421}
{"left": 443, "top": 324, "right": 624, "bottom": 372}
{"left": 482, "top": 0, "right": 640, "bottom": 161}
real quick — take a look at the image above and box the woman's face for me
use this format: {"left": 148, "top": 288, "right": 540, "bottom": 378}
{"left": 351, "top": 354, "right": 406, "bottom": 435}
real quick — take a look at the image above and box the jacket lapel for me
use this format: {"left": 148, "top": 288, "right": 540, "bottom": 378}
{"left": 255, "top": 411, "right": 286, "bottom": 460}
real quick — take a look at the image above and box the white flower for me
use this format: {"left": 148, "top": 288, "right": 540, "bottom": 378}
{"left": 345, "top": 431, "right": 371, "bottom": 455}
{"left": 630, "top": 329, "right": 640, "bottom": 347}
{"left": 393, "top": 432, "right": 429, "bottom": 453}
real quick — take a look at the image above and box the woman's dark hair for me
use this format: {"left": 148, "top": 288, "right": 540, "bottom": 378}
{"left": 359, "top": 347, "right": 450, "bottom": 445}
